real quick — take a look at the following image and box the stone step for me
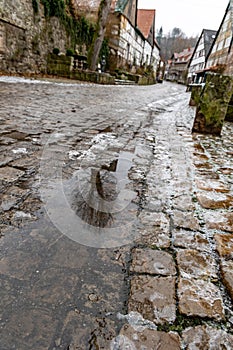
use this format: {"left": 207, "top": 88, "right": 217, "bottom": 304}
{"left": 115, "top": 79, "right": 136, "bottom": 85}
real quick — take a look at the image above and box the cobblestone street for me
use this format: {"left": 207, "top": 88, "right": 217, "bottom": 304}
{"left": 0, "top": 77, "right": 233, "bottom": 349}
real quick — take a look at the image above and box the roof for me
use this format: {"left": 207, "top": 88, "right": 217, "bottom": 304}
{"left": 206, "top": 0, "right": 233, "bottom": 62}
{"left": 187, "top": 29, "right": 216, "bottom": 68}
{"left": 137, "top": 9, "right": 155, "bottom": 39}
{"left": 203, "top": 29, "right": 217, "bottom": 56}
{"left": 114, "top": 0, "right": 129, "bottom": 12}
{"left": 172, "top": 47, "right": 194, "bottom": 63}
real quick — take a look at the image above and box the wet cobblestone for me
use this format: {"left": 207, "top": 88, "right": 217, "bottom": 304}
{"left": 0, "top": 76, "right": 232, "bottom": 349}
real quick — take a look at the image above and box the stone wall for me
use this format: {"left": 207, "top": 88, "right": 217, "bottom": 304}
{"left": 47, "top": 53, "right": 115, "bottom": 84}
{"left": 192, "top": 74, "right": 233, "bottom": 135}
{"left": 0, "top": 0, "right": 71, "bottom": 74}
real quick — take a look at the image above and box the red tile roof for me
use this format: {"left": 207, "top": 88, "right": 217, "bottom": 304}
{"left": 174, "top": 48, "right": 194, "bottom": 63}
{"left": 137, "top": 9, "right": 155, "bottom": 39}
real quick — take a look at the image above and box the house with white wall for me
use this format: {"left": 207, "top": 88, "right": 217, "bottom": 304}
{"left": 137, "top": 9, "right": 160, "bottom": 72}
{"left": 188, "top": 29, "right": 216, "bottom": 83}
{"left": 73, "top": 0, "right": 160, "bottom": 75}
{"left": 205, "top": 0, "right": 233, "bottom": 75}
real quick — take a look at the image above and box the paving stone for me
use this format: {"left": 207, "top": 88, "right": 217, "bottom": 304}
{"left": 215, "top": 234, "right": 233, "bottom": 300}
{"left": 1, "top": 186, "right": 31, "bottom": 211}
{"left": 177, "top": 249, "right": 217, "bottom": 280}
{"left": 128, "top": 275, "right": 176, "bottom": 324}
{"left": 215, "top": 233, "right": 233, "bottom": 258}
{"left": 218, "top": 167, "right": 233, "bottom": 175}
{"left": 172, "top": 210, "right": 200, "bottom": 231}
{"left": 178, "top": 278, "right": 225, "bottom": 320}
{"left": 116, "top": 324, "right": 181, "bottom": 350}
{"left": 136, "top": 211, "right": 171, "bottom": 248}
{"left": 195, "top": 178, "right": 230, "bottom": 193}
{"left": 182, "top": 325, "right": 233, "bottom": 350}
{"left": 9, "top": 156, "right": 39, "bottom": 170}
{"left": 172, "top": 229, "right": 210, "bottom": 252}
{"left": 139, "top": 211, "right": 170, "bottom": 234}
{"left": 197, "top": 191, "right": 233, "bottom": 209}
{"left": 171, "top": 194, "right": 195, "bottom": 211}
{"left": 130, "top": 249, "right": 176, "bottom": 276}
{"left": 136, "top": 228, "right": 171, "bottom": 248}
{"left": 195, "top": 169, "right": 220, "bottom": 179}
{"left": 204, "top": 212, "right": 233, "bottom": 233}
{"left": 0, "top": 166, "right": 24, "bottom": 182}
{"left": 220, "top": 260, "right": 233, "bottom": 300}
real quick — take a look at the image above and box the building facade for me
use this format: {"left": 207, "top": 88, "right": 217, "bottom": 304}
{"left": 166, "top": 47, "right": 194, "bottom": 84}
{"left": 188, "top": 29, "right": 216, "bottom": 83}
{"left": 206, "top": 0, "right": 233, "bottom": 74}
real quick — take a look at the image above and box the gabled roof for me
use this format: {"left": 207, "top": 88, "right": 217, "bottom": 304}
{"left": 172, "top": 48, "right": 194, "bottom": 63}
{"left": 137, "top": 9, "right": 155, "bottom": 39}
{"left": 206, "top": 0, "right": 233, "bottom": 62}
{"left": 114, "top": 0, "right": 129, "bottom": 12}
{"left": 187, "top": 29, "right": 216, "bottom": 68}
{"left": 203, "top": 29, "right": 217, "bottom": 56}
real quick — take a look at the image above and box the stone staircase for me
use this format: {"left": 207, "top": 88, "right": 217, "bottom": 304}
{"left": 115, "top": 78, "right": 136, "bottom": 85}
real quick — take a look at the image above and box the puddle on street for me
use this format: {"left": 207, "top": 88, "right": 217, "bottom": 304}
{"left": 0, "top": 148, "right": 140, "bottom": 349}
{"left": 68, "top": 151, "right": 137, "bottom": 229}
{"left": 39, "top": 145, "right": 140, "bottom": 248}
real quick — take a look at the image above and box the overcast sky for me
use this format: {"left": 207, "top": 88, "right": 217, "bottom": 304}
{"left": 138, "top": 0, "right": 229, "bottom": 37}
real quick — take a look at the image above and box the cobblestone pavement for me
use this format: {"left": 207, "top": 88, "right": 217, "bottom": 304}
{"left": 0, "top": 77, "right": 232, "bottom": 349}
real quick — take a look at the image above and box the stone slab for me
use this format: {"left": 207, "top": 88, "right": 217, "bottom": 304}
{"left": 178, "top": 278, "right": 225, "bottom": 320}
{"left": 172, "top": 210, "right": 200, "bottom": 231}
{"left": 195, "top": 178, "right": 230, "bottom": 193}
{"left": 0, "top": 166, "right": 24, "bottom": 183}
{"left": 135, "top": 228, "right": 170, "bottom": 248}
{"left": 130, "top": 249, "right": 176, "bottom": 276}
{"left": 215, "top": 233, "right": 233, "bottom": 258}
{"left": 139, "top": 212, "right": 170, "bottom": 234}
{"left": 171, "top": 194, "right": 194, "bottom": 211}
{"left": 117, "top": 324, "right": 181, "bottom": 350}
{"left": 215, "top": 234, "right": 233, "bottom": 300}
{"left": 182, "top": 325, "right": 233, "bottom": 350}
{"left": 128, "top": 275, "right": 176, "bottom": 324}
{"left": 172, "top": 230, "right": 210, "bottom": 252}
{"left": 197, "top": 192, "right": 233, "bottom": 209}
{"left": 177, "top": 249, "right": 217, "bottom": 280}
{"left": 204, "top": 212, "right": 233, "bottom": 233}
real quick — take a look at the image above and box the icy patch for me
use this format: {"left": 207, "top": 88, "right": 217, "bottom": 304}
{"left": 14, "top": 211, "right": 33, "bottom": 219}
{"left": 12, "top": 148, "right": 27, "bottom": 154}
{"left": 117, "top": 312, "right": 157, "bottom": 332}
{"left": 0, "top": 76, "right": 93, "bottom": 87}
{"left": 68, "top": 150, "right": 82, "bottom": 160}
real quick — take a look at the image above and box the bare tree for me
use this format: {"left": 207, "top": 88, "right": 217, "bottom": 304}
{"left": 157, "top": 27, "right": 198, "bottom": 61}
{"left": 89, "top": 0, "right": 111, "bottom": 71}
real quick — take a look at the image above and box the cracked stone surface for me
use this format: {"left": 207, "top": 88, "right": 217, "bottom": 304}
{"left": 172, "top": 230, "right": 210, "bottom": 252}
{"left": 215, "top": 234, "right": 233, "bottom": 299}
{"left": 118, "top": 324, "right": 181, "bottom": 350}
{"left": 178, "top": 278, "right": 225, "bottom": 320}
{"left": 128, "top": 275, "right": 176, "bottom": 324}
{"left": 177, "top": 249, "right": 217, "bottom": 280}
{"left": 0, "top": 166, "right": 25, "bottom": 182}
{"left": 182, "top": 325, "right": 233, "bottom": 350}
{"left": 130, "top": 248, "right": 176, "bottom": 275}
{"left": 197, "top": 191, "right": 233, "bottom": 209}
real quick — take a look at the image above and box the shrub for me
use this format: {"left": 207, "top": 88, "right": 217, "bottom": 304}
{"left": 32, "top": 0, "right": 39, "bottom": 13}
{"left": 66, "top": 48, "right": 74, "bottom": 56}
{"left": 53, "top": 47, "right": 60, "bottom": 55}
